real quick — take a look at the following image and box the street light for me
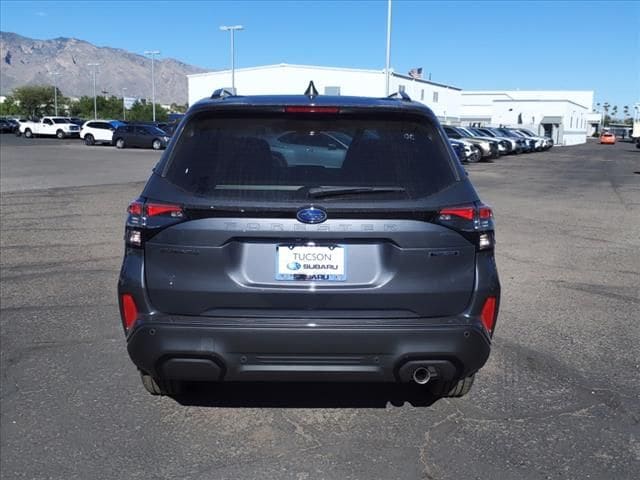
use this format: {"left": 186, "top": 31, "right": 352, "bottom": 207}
{"left": 122, "top": 87, "right": 127, "bottom": 121}
{"left": 385, "top": 0, "right": 392, "bottom": 96}
{"left": 144, "top": 50, "right": 160, "bottom": 122}
{"left": 219, "top": 25, "right": 244, "bottom": 94}
{"left": 87, "top": 63, "right": 100, "bottom": 119}
{"left": 49, "top": 71, "right": 60, "bottom": 116}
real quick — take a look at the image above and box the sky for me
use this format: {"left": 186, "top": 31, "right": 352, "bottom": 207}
{"left": 1, "top": 0, "right": 638, "bottom": 110}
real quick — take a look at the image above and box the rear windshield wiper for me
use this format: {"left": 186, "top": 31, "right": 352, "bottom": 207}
{"left": 307, "top": 186, "right": 407, "bottom": 199}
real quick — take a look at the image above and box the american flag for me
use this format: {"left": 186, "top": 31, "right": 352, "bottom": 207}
{"left": 408, "top": 67, "right": 423, "bottom": 79}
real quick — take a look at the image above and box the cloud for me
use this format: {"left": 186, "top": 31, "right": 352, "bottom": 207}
{"left": 35, "top": 11, "right": 47, "bottom": 17}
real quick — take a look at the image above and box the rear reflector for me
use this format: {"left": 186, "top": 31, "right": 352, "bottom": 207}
{"left": 121, "top": 294, "right": 138, "bottom": 330}
{"left": 480, "top": 297, "right": 497, "bottom": 334}
{"left": 285, "top": 106, "right": 340, "bottom": 114}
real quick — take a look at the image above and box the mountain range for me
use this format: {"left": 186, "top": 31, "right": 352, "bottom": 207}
{"left": 0, "top": 31, "right": 208, "bottom": 105}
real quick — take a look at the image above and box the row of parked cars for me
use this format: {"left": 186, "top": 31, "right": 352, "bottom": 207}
{"left": 4, "top": 115, "right": 554, "bottom": 160}
{"left": 1, "top": 115, "right": 180, "bottom": 150}
{"left": 445, "top": 125, "right": 553, "bottom": 163}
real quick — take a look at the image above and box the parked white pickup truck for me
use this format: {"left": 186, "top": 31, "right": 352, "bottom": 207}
{"left": 19, "top": 117, "right": 81, "bottom": 139}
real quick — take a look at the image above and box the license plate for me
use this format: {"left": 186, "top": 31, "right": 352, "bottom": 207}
{"left": 276, "top": 245, "right": 346, "bottom": 281}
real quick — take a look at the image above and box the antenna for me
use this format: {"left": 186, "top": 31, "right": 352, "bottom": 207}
{"left": 387, "top": 91, "right": 412, "bottom": 101}
{"left": 211, "top": 88, "right": 235, "bottom": 99}
{"left": 304, "top": 81, "right": 319, "bottom": 99}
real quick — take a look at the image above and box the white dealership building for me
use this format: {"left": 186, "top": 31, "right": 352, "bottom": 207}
{"left": 187, "top": 64, "right": 597, "bottom": 146}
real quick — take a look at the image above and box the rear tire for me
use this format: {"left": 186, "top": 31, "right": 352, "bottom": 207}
{"left": 24, "top": 129, "right": 33, "bottom": 138}
{"left": 56, "top": 129, "right": 65, "bottom": 139}
{"left": 467, "top": 150, "right": 481, "bottom": 163}
{"left": 84, "top": 134, "right": 95, "bottom": 146}
{"left": 432, "top": 374, "right": 475, "bottom": 398}
{"left": 140, "top": 373, "right": 182, "bottom": 396}
{"left": 115, "top": 138, "right": 125, "bottom": 149}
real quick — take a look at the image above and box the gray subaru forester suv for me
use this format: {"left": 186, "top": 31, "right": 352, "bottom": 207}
{"left": 118, "top": 86, "right": 501, "bottom": 398}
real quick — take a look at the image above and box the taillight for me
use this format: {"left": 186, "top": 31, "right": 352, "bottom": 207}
{"left": 436, "top": 203, "right": 495, "bottom": 250}
{"left": 126, "top": 199, "right": 184, "bottom": 247}
{"left": 128, "top": 200, "right": 184, "bottom": 219}
{"left": 128, "top": 201, "right": 143, "bottom": 216}
{"left": 439, "top": 206, "right": 474, "bottom": 221}
{"left": 284, "top": 106, "right": 340, "bottom": 114}
{"left": 480, "top": 296, "right": 497, "bottom": 334}
{"left": 146, "top": 203, "right": 184, "bottom": 218}
{"left": 120, "top": 293, "right": 138, "bottom": 330}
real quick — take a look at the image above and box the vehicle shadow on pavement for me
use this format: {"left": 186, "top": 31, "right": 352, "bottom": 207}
{"left": 172, "top": 381, "right": 440, "bottom": 408}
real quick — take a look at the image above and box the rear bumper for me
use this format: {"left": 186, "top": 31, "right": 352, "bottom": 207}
{"left": 126, "top": 317, "right": 491, "bottom": 383}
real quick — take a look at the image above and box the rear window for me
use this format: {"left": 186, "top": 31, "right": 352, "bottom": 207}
{"left": 163, "top": 113, "right": 457, "bottom": 202}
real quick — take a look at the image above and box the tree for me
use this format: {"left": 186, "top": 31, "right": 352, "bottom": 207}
{"left": 68, "top": 95, "right": 131, "bottom": 120}
{"left": 0, "top": 96, "right": 21, "bottom": 116}
{"left": 169, "top": 103, "right": 188, "bottom": 114}
{"left": 126, "top": 99, "right": 168, "bottom": 122}
{"left": 602, "top": 103, "right": 611, "bottom": 126}
{"left": 623, "top": 105, "right": 629, "bottom": 118}
{"left": 10, "top": 85, "right": 66, "bottom": 118}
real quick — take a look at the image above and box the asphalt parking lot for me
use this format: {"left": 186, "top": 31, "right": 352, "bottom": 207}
{"left": 1, "top": 134, "right": 639, "bottom": 479}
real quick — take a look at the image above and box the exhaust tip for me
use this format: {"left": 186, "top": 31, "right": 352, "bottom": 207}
{"left": 412, "top": 367, "right": 431, "bottom": 385}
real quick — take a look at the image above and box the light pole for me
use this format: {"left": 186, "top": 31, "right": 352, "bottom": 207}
{"left": 49, "top": 71, "right": 60, "bottom": 116}
{"left": 144, "top": 50, "right": 160, "bottom": 122}
{"left": 122, "top": 87, "right": 127, "bottom": 121}
{"left": 219, "top": 25, "right": 244, "bottom": 94}
{"left": 87, "top": 63, "right": 100, "bottom": 119}
{"left": 385, "top": 0, "right": 392, "bottom": 96}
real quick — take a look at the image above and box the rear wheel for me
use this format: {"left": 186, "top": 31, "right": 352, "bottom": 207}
{"left": 115, "top": 138, "right": 125, "bottom": 149}
{"left": 84, "top": 134, "right": 95, "bottom": 146}
{"left": 24, "top": 129, "right": 33, "bottom": 138}
{"left": 467, "top": 149, "right": 481, "bottom": 163}
{"left": 152, "top": 139, "right": 162, "bottom": 150}
{"left": 431, "top": 374, "right": 475, "bottom": 398}
{"left": 56, "top": 129, "right": 65, "bottom": 139}
{"left": 140, "top": 373, "right": 182, "bottom": 396}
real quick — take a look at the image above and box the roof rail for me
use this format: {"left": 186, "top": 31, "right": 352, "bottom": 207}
{"left": 386, "top": 91, "right": 412, "bottom": 102}
{"left": 211, "top": 88, "right": 236, "bottom": 99}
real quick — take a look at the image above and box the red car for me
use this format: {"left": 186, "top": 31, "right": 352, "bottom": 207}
{"left": 600, "top": 132, "right": 616, "bottom": 144}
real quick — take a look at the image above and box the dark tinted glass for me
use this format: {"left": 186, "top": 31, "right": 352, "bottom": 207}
{"left": 164, "top": 113, "right": 457, "bottom": 202}
{"left": 146, "top": 126, "right": 166, "bottom": 135}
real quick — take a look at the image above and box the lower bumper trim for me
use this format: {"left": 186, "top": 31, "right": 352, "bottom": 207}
{"left": 127, "top": 321, "right": 491, "bottom": 383}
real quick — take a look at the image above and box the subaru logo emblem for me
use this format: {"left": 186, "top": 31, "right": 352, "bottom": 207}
{"left": 296, "top": 206, "right": 327, "bottom": 224}
{"left": 286, "top": 262, "right": 302, "bottom": 271}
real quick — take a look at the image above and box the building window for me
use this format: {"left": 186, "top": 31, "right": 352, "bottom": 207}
{"left": 324, "top": 86, "right": 341, "bottom": 96}
{"left": 420, "top": 89, "right": 424, "bottom": 101}
{"left": 398, "top": 85, "right": 406, "bottom": 93}
{"left": 433, "top": 91, "right": 439, "bottom": 103}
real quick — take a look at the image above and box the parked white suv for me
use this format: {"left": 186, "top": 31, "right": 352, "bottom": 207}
{"left": 80, "top": 120, "right": 124, "bottom": 145}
